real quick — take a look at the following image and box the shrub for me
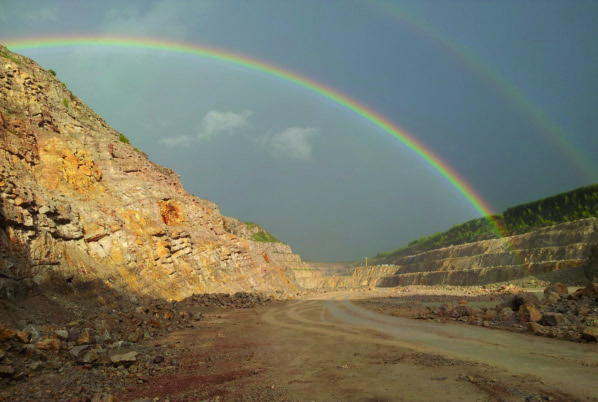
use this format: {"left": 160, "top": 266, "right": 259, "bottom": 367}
{"left": 118, "top": 134, "right": 130, "bottom": 144}
{"left": 48, "top": 69, "right": 57, "bottom": 76}
{"left": 62, "top": 99, "right": 69, "bottom": 108}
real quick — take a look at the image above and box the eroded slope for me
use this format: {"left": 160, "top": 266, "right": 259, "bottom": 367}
{"left": 0, "top": 46, "right": 317, "bottom": 300}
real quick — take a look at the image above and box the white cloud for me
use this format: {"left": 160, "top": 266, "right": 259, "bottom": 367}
{"left": 159, "top": 111, "right": 318, "bottom": 160}
{"left": 159, "top": 135, "right": 194, "bottom": 147}
{"left": 198, "top": 110, "right": 253, "bottom": 140}
{"left": 261, "top": 127, "right": 319, "bottom": 161}
{"left": 160, "top": 110, "right": 252, "bottom": 146}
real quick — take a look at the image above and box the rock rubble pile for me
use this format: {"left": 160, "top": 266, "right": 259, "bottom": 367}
{"left": 415, "top": 283, "right": 598, "bottom": 342}
{"left": 0, "top": 291, "right": 272, "bottom": 392}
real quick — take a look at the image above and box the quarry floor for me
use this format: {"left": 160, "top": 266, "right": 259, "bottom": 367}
{"left": 4, "top": 288, "right": 598, "bottom": 401}
{"left": 122, "top": 288, "right": 598, "bottom": 401}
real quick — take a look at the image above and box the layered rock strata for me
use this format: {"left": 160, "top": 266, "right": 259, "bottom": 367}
{"left": 0, "top": 47, "right": 315, "bottom": 300}
{"left": 332, "top": 218, "right": 597, "bottom": 288}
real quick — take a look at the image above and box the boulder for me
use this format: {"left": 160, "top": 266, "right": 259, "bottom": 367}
{"left": 0, "top": 365, "right": 14, "bottom": 378}
{"left": 69, "top": 345, "right": 92, "bottom": 358}
{"left": 0, "top": 329, "right": 16, "bottom": 342}
{"left": 23, "top": 325, "right": 40, "bottom": 343}
{"left": 451, "top": 306, "right": 468, "bottom": 319}
{"left": 127, "top": 328, "right": 143, "bottom": 343}
{"left": 15, "top": 330, "right": 31, "bottom": 343}
{"left": 97, "top": 355, "right": 113, "bottom": 367}
{"left": 578, "top": 305, "right": 591, "bottom": 316}
{"left": 582, "top": 283, "right": 598, "bottom": 298}
{"left": 100, "top": 330, "right": 113, "bottom": 345}
{"left": 542, "top": 312, "right": 568, "bottom": 327}
{"left": 499, "top": 307, "right": 514, "bottom": 321}
{"left": 581, "top": 327, "right": 598, "bottom": 342}
{"left": 482, "top": 310, "right": 496, "bottom": 321}
{"left": 110, "top": 351, "right": 138, "bottom": 367}
{"left": 503, "top": 293, "right": 540, "bottom": 311}
{"left": 109, "top": 341, "right": 129, "bottom": 350}
{"left": 543, "top": 283, "right": 568, "bottom": 296}
{"left": 28, "top": 361, "right": 42, "bottom": 372}
{"left": 543, "top": 292, "right": 560, "bottom": 305}
{"left": 81, "top": 349, "right": 104, "bottom": 365}
{"left": 54, "top": 330, "right": 69, "bottom": 341}
{"left": 76, "top": 329, "right": 92, "bottom": 345}
{"left": 68, "top": 329, "right": 80, "bottom": 342}
{"left": 36, "top": 338, "right": 61, "bottom": 351}
{"left": 519, "top": 303, "right": 542, "bottom": 323}
{"left": 527, "top": 322, "right": 544, "bottom": 334}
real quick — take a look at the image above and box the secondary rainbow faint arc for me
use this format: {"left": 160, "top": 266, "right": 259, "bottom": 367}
{"left": 372, "top": 2, "right": 598, "bottom": 182}
{"left": 4, "top": 35, "right": 497, "bottom": 220}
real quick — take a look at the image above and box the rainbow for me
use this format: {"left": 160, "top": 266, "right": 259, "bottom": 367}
{"left": 3, "top": 35, "right": 499, "bottom": 225}
{"left": 371, "top": 2, "right": 598, "bottom": 182}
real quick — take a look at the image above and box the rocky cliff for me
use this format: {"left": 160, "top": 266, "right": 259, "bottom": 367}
{"left": 0, "top": 46, "right": 316, "bottom": 300}
{"left": 332, "top": 218, "right": 598, "bottom": 288}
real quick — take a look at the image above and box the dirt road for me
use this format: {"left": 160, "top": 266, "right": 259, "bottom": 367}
{"left": 120, "top": 290, "right": 598, "bottom": 401}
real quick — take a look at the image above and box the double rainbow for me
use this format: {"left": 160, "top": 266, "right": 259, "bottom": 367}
{"left": 4, "top": 35, "right": 499, "bottom": 228}
{"left": 372, "top": 2, "right": 598, "bottom": 182}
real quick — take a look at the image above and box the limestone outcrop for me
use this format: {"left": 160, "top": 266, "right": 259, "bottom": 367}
{"left": 331, "top": 218, "right": 598, "bottom": 288}
{"left": 0, "top": 46, "right": 315, "bottom": 300}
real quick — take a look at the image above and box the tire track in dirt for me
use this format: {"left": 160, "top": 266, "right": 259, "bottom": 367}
{"left": 264, "top": 293, "right": 598, "bottom": 399}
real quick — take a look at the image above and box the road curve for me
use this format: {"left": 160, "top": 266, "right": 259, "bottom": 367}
{"left": 263, "top": 293, "right": 598, "bottom": 399}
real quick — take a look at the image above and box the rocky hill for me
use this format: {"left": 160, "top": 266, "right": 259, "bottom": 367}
{"left": 327, "top": 218, "right": 598, "bottom": 288}
{"left": 0, "top": 46, "right": 320, "bottom": 301}
{"left": 372, "top": 184, "right": 598, "bottom": 265}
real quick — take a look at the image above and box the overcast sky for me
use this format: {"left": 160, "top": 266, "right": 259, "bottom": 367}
{"left": 1, "top": 1, "right": 597, "bottom": 261}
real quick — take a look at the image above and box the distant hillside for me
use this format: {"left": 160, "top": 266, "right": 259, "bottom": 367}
{"left": 374, "top": 184, "right": 598, "bottom": 263}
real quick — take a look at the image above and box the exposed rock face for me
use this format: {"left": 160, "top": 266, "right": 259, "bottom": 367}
{"left": 376, "top": 219, "right": 598, "bottom": 287}
{"left": 318, "top": 218, "right": 597, "bottom": 289}
{"left": 0, "top": 47, "right": 315, "bottom": 300}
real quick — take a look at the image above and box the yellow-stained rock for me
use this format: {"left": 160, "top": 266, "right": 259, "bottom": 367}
{"left": 0, "top": 47, "right": 317, "bottom": 301}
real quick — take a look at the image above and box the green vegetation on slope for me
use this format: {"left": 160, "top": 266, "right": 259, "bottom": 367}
{"left": 376, "top": 215, "right": 504, "bottom": 260}
{"left": 118, "top": 134, "right": 130, "bottom": 144}
{"left": 503, "top": 184, "right": 598, "bottom": 233}
{"left": 375, "top": 184, "right": 598, "bottom": 262}
{"left": 1, "top": 50, "right": 21, "bottom": 65}
{"left": 245, "top": 221, "right": 282, "bottom": 243}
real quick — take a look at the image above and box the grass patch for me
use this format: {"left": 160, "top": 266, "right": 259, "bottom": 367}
{"left": 245, "top": 221, "right": 282, "bottom": 243}
{"left": 62, "top": 99, "right": 69, "bottom": 108}
{"left": 48, "top": 69, "right": 56, "bottom": 76}
{"left": 1, "top": 50, "right": 21, "bottom": 65}
{"left": 251, "top": 231, "right": 280, "bottom": 243}
{"left": 118, "top": 134, "right": 130, "bottom": 144}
